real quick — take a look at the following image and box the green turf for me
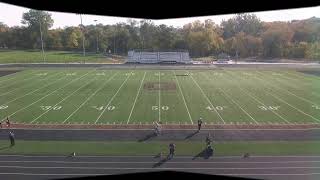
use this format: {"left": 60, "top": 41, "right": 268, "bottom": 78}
{"left": 0, "top": 140, "right": 320, "bottom": 156}
{"left": 0, "top": 50, "right": 123, "bottom": 63}
{"left": 0, "top": 68, "right": 320, "bottom": 124}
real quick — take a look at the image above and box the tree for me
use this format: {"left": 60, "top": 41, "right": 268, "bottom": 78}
{"left": 21, "top": 10, "right": 54, "bottom": 49}
{"left": 0, "top": 22, "right": 9, "bottom": 48}
{"left": 261, "top": 22, "right": 294, "bottom": 58}
{"left": 221, "top": 13, "right": 263, "bottom": 39}
{"left": 61, "top": 27, "right": 82, "bottom": 50}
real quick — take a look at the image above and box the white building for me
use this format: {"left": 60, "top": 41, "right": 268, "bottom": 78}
{"left": 126, "top": 50, "right": 192, "bottom": 64}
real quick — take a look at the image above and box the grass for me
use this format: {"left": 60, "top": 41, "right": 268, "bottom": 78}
{"left": 0, "top": 140, "right": 320, "bottom": 156}
{"left": 0, "top": 50, "right": 124, "bottom": 63}
{"left": 0, "top": 68, "right": 319, "bottom": 124}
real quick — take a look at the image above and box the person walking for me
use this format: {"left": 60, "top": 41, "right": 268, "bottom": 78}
{"left": 9, "top": 131, "right": 15, "bottom": 147}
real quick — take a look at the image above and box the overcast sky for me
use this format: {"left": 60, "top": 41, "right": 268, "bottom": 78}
{"left": 0, "top": 2, "right": 320, "bottom": 29}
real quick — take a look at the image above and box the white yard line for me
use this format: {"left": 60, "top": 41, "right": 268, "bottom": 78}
{"left": 95, "top": 72, "right": 131, "bottom": 124}
{"left": 0, "top": 72, "right": 58, "bottom": 97}
{"left": 173, "top": 70, "right": 193, "bottom": 124}
{"left": 252, "top": 73, "right": 320, "bottom": 122}
{"left": 158, "top": 71, "right": 161, "bottom": 122}
{"left": 30, "top": 73, "right": 98, "bottom": 123}
{"left": 189, "top": 71, "right": 225, "bottom": 124}
{"left": 2, "top": 70, "right": 94, "bottom": 121}
{"left": 225, "top": 71, "right": 291, "bottom": 124}
{"left": 217, "top": 87, "right": 259, "bottom": 124}
{"left": 262, "top": 87, "right": 320, "bottom": 123}
{"left": 0, "top": 70, "right": 37, "bottom": 85}
{"left": 0, "top": 71, "right": 39, "bottom": 91}
{"left": 63, "top": 72, "right": 118, "bottom": 123}
{"left": 255, "top": 71, "right": 320, "bottom": 107}
{"left": 126, "top": 72, "right": 146, "bottom": 124}
{"left": 0, "top": 72, "right": 64, "bottom": 107}
{"left": 203, "top": 72, "right": 258, "bottom": 125}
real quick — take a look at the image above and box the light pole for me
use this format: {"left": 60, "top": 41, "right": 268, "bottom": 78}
{"left": 79, "top": 14, "right": 86, "bottom": 63}
{"left": 94, "top": 20, "right": 99, "bottom": 53}
{"left": 113, "top": 32, "right": 116, "bottom": 55}
{"left": 39, "top": 13, "right": 46, "bottom": 63}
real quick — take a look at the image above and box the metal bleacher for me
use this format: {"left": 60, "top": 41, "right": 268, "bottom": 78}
{"left": 126, "top": 50, "right": 192, "bottom": 64}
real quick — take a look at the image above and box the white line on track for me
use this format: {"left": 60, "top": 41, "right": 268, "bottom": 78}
{"left": 63, "top": 72, "right": 118, "bottom": 123}
{"left": 0, "top": 72, "right": 63, "bottom": 106}
{"left": 2, "top": 160, "right": 320, "bottom": 164}
{"left": 188, "top": 71, "right": 225, "bottom": 124}
{"left": 224, "top": 71, "right": 291, "bottom": 124}
{"left": 218, "top": 173, "right": 320, "bottom": 176}
{"left": 95, "top": 72, "right": 131, "bottom": 124}
{"left": 1, "top": 155, "right": 320, "bottom": 158}
{"left": 127, "top": 72, "right": 146, "bottom": 124}
{"left": 173, "top": 70, "right": 193, "bottom": 124}
{"left": 30, "top": 72, "right": 99, "bottom": 123}
{"left": 2, "top": 70, "right": 93, "bottom": 121}
{"left": 0, "top": 173, "right": 108, "bottom": 176}
{"left": 0, "top": 166, "right": 319, "bottom": 170}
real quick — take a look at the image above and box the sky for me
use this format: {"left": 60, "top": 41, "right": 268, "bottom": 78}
{"left": 0, "top": 2, "right": 320, "bottom": 29}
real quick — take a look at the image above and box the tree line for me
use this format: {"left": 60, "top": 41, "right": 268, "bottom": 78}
{"left": 0, "top": 10, "right": 319, "bottom": 59}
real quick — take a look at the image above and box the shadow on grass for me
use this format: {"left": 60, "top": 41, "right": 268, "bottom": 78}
{"left": 192, "top": 148, "right": 212, "bottom": 160}
{"left": 184, "top": 131, "right": 199, "bottom": 140}
{"left": 0, "top": 146, "right": 11, "bottom": 151}
{"left": 138, "top": 132, "right": 157, "bottom": 142}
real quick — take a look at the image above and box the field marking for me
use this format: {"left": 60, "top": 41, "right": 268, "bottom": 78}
{"left": 30, "top": 73, "right": 99, "bottom": 123}
{"left": 0, "top": 71, "right": 40, "bottom": 91}
{"left": 285, "top": 71, "right": 320, "bottom": 82}
{"left": 62, "top": 72, "right": 118, "bottom": 123}
{"left": 173, "top": 70, "right": 193, "bottom": 124}
{"left": 1, "top": 70, "right": 94, "bottom": 122}
{"left": 0, "top": 165, "right": 320, "bottom": 170}
{"left": 0, "top": 70, "right": 38, "bottom": 85}
{"left": 203, "top": 72, "right": 259, "bottom": 124}
{"left": 188, "top": 71, "right": 225, "bottom": 124}
{"left": 158, "top": 71, "right": 161, "bottom": 122}
{"left": 126, "top": 72, "right": 146, "bottom": 124}
{"left": 252, "top": 72, "right": 320, "bottom": 122}
{"left": 260, "top": 86, "right": 320, "bottom": 123}
{"left": 0, "top": 72, "right": 64, "bottom": 108}
{"left": 217, "top": 87, "right": 259, "bottom": 124}
{"left": 225, "top": 71, "right": 291, "bottom": 124}
{"left": 95, "top": 72, "right": 132, "bottom": 124}
{"left": 257, "top": 71, "right": 320, "bottom": 99}
{"left": 254, "top": 71, "right": 320, "bottom": 107}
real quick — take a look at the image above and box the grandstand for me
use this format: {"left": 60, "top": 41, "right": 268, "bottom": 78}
{"left": 126, "top": 50, "right": 192, "bottom": 64}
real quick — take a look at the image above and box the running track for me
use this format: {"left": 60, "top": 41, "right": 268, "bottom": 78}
{"left": 0, "top": 155, "right": 319, "bottom": 180}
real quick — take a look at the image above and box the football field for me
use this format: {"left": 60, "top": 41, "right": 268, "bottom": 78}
{"left": 0, "top": 68, "right": 320, "bottom": 126}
